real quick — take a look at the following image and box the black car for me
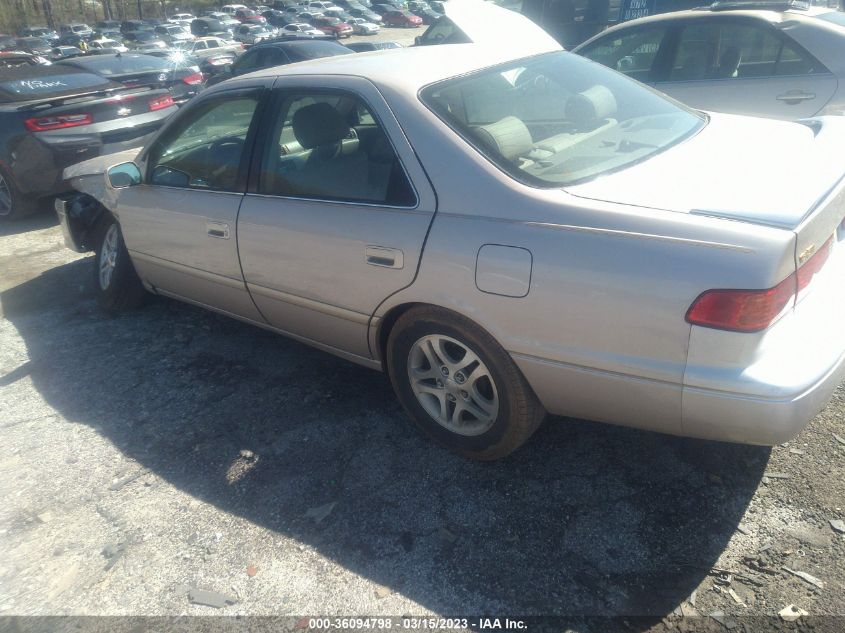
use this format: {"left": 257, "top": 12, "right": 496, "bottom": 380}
{"left": 120, "top": 20, "right": 153, "bottom": 35}
{"left": 18, "top": 26, "right": 59, "bottom": 42}
{"left": 13, "top": 37, "right": 52, "bottom": 56}
{"left": 411, "top": 6, "right": 441, "bottom": 24}
{"left": 262, "top": 9, "right": 296, "bottom": 27}
{"left": 204, "top": 39, "right": 351, "bottom": 86}
{"left": 0, "top": 65, "right": 176, "bottom": 219}
{"left": 344, "top": 40, "right": 401, "bottom": 52}
{"left": 50, "top": 45, "right": 86, "bottom": 60}
{"left": 95, "top": 20, "right": 122, "bottom": 31}
{"left": 57, "top": 33, "right": 88, "bottom": 47}
{"left": 57, "top": 53, "right": 203, "bottom": 106}
{"left": 190, "top": 17, "right": 231, "bottom": 38}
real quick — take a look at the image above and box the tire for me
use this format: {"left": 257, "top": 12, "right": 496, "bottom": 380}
{"left": 93, "top": 216, "right": 147, "bottom": 313}
{"left": 387, "top": 306, "right": 545, "bottom": 460}
{"left": 0, "top": 166, "right": 39, "bottom": 220}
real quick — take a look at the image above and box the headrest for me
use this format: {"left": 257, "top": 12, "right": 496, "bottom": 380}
{"left": 292, "top": 102, "right": 350, "bottom": 150}
{"left": 474, "top": 116, "right": 533, "bottom": 161}
{"left": 565, "top": 85, "right": 617, "bottom": 127}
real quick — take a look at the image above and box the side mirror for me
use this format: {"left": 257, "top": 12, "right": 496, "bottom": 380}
{"left": 151, "top": 165, "right": 191, "bottom": 188}
{"left": 107, "top": 161, "right": 142, "bottom": 188}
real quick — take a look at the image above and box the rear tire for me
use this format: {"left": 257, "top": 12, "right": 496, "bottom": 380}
{"left": 0, "top": 167, "right": 39, "bottom": 220}
{"left": 93, "top": 216, "right": 147, "bottom": 313}
{"left": 387, "top": 306, "right": 545, "bottom": 460}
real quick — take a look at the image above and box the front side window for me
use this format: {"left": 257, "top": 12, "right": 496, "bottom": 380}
{"left": 576, "top": 25, "right": 668, "bottom": 82}
{"left": 259, "top": 91, "right": 416, "bottom": 206}
{"left": 147, "top": 95, "right": 260, "bottom": 191}
{"left": 420, "top": 51, "right": 705, "bottom": 188}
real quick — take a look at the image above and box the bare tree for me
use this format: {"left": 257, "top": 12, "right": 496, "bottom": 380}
{"left": 41, "top": 0, "right": 55, "bottom": 28}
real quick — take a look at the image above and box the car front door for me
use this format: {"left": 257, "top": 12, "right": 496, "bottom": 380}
{"left": 117, "top": 86, "right": 268, "bottom": 321}
{"left": 653, "top": 17, "right": 837, "bottom": 119}
{"left": 236, "top": 77, "right": 436, "bottom": 360}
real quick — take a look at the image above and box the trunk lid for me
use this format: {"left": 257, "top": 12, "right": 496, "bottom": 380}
{"left": 567, "top": 113, "right": 845, "bottom": 232}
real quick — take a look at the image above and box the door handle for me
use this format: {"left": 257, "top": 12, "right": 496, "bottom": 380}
{"left": 365, "top": 245, "right": 404, "bottom": 269}
{"left": 207, "top": 221, "right": 230, "bottom": 239}
{"left": 776, "top": 90, "right": 816, "bottom": 104}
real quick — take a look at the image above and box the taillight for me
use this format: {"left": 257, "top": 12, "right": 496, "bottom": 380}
{"left": 687, "top": 235, "right": 834, "bottom": 333}
{"left": 24, "top": 113, "right": 92, "bottom": 131}
{"left": 182, "top": 72, "right": 203, "bottom": 85}
{"left": 148, "top": 94, "right": 175, "bottom": 111}
{"left": 685, "top": 276, "right": 796, "bottom": 333}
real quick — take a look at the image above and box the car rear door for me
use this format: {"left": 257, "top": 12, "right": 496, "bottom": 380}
{"left": 652, "top": 16, "right": 837, "bottom": 119}
{"left": 118, "top": 85, "right": 269, "bottom": 321}
{"left": 236, "top": 76, "right": 436, "bottom": 360}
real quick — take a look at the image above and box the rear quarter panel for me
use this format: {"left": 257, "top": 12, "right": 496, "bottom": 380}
{"left": 376, "top": 88, "right": 795, "bottom": 434}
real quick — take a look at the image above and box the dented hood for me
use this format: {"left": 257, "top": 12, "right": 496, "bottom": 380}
{"left": 567, "top": 113, "right": 845, "bottom": 230}
{"left": 441, "top": 0, "right": 561, "bottom": 56}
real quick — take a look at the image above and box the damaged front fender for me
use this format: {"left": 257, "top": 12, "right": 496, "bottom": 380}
{"left": 56, "top": 148, "right": 142, "bottom": 253}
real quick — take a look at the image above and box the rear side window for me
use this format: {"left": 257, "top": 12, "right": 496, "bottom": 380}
{"left": 147, "top": 95, "right": 260, "bottom": 191}
{"left": 670, "top": 20, "right": 826, "bottom": 81}
{"left": 258, "top": 91, "right": 416, "bottom": 206}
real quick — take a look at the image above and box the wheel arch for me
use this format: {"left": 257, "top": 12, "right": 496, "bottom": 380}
{"left": 373, "top": 301, "right": 511, "bottom": 369}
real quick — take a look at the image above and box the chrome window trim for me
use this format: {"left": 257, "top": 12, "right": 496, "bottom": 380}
{"left": 243, "top": 191, "right": 425, "bottom": 213}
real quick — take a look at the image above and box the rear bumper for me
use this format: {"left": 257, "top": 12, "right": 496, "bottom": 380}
{"left": 682, "top": 349, "right": 845, "bottom": 445}
{"left": 683, "top": 230, "right": 845, "bottom": 444}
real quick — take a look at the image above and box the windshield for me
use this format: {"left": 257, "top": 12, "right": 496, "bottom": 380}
{"left": 420, "top": 51, "right": 705, "bottom": 187}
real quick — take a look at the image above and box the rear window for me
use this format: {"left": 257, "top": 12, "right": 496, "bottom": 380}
{"left": 420, "top": 50, "right": 705, "bottom": 188}
{"left": 62, "top": 54, "right": 169, "bottom": 75}
{"left": 0, "top": 69, "right": 113, "bottom": 101}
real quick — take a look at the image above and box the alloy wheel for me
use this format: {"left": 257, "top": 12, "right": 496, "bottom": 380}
{"left": 99, "top": 224, "right": 119, "bottom": 290}
{"left": 407, "top": 334, "right": 499, "bottom": 436}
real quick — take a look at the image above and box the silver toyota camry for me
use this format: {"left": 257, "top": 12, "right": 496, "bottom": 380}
{"left": 56, "top": 36, "right": 845, "bottom": 460}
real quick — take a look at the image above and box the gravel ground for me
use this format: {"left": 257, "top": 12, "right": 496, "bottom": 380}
{"left": 0, "top": 210, "right": 844, "bottom": 631}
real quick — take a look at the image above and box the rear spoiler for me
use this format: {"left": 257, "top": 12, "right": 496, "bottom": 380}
{"left": 6, "top": 83, "right": 156, "bottom": 112}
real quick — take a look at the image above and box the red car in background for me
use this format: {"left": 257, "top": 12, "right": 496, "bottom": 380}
{"left": 235, "top": 9, "right": 267, "bottom": 24}
{"left": 382, "top": 10, "right": 422, "bottom": 27}
{"left": 313, "top": 16, "right": 353, "bottom": 38}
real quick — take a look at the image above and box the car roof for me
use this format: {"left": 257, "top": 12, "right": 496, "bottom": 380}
{"left": 587, "top": 3, "right": 840, "bottom": 32}
{"left": 241, "top": 43, "right": 557, "bottom": 91}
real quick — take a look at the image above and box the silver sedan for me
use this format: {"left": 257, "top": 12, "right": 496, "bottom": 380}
{"left": 57, "top": 41, "right": 845, "bottom": 459}
{"left": 574, "top": 3, "right": 845, "bottom": 120}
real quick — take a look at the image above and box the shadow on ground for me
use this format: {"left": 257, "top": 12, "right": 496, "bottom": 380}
{"left": 0, "top": 203, "right": 59, "bottom": 238}
{"left": 1, "top": 259, "right": 770, "bottom": 622}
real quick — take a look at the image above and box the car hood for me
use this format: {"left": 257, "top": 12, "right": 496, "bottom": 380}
{"left": 566, "top": 112, "right": 845, "bottom": 230}
{"left": 441, "top": 0, "right": 560, "bottom": 56}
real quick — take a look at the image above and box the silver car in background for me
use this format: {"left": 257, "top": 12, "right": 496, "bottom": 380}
{"left": 56, "top": 20, "right": 845, "bottom": 460}
{"left": 574, "top": 1, "right": 845, "bottom": 120}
